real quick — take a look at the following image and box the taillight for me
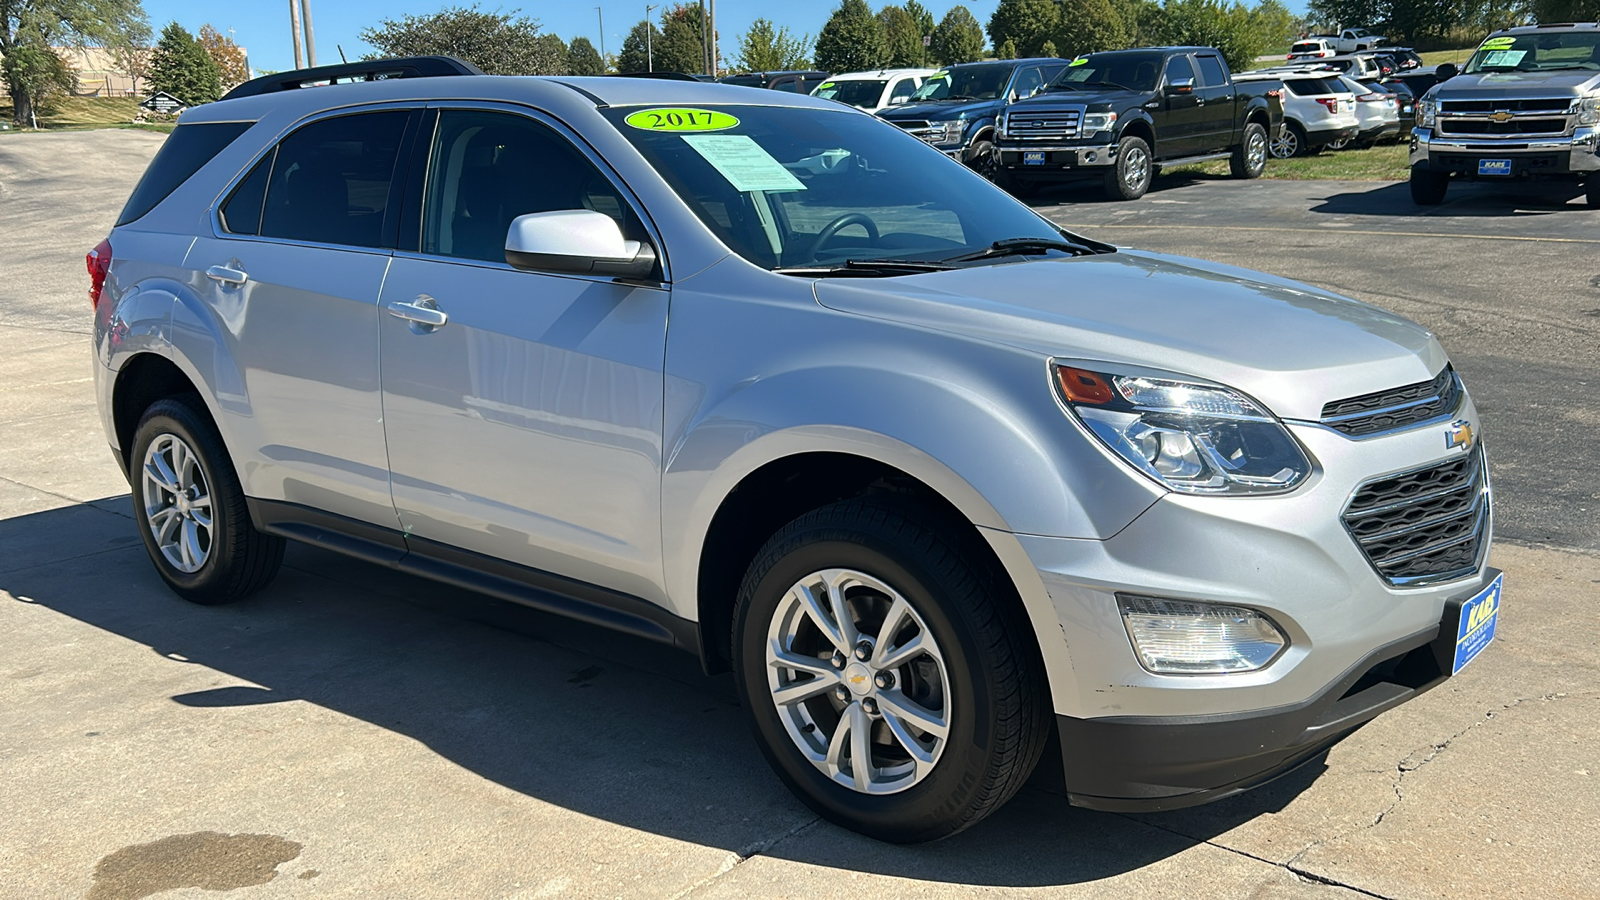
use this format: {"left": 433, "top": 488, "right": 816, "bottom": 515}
{"left": 1315, "top": 97, "right": 1340, "bottom": 114}
{"left": 86, "top": 238, "right": 112, "bottom": 308}
{"left": 1357, "top": 92, "right": 1385, "bottom": 102}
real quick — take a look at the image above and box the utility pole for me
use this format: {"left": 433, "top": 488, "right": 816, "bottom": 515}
{"left": 708, "top": 0, "right": 716, "bottom": 77}
{"left": 646, "top": 3, "right": 658, "bottom": 72}
{"left": 700, "top": 0, "right": 708, "bottom": 75}
{"left": 596, "top": 7, "right": 605, "bottom": 60}
{"left": 288, "top": 0, "right": 304, "bottom": 70}
{"left": 300, "top": 0, "right": 318, "bottom": 67}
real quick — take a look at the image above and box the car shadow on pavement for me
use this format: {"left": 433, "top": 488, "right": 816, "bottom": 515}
{"left": 1023, "top": 169, "right": 1218, "bottom": 206}
{"left": 1308, "top": 179, "right": 1592, "bottom": 217}
{"left": 4, "top": 498, "right": 1328, "bottom": 887}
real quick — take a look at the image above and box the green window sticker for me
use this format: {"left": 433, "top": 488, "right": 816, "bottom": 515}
{"left": 1479, "top": 36, "right": 1516, "bottom": 50}
{"left": 624, "top": 108, "right": 740, "bottom": 132}
{"left": 818, "top": 82, "right": 836, "bottom": 89}
{"left": 1069, "top": 57, "right": 1089, "bottom": 66}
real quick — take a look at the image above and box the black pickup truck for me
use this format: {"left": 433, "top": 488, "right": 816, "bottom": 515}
{"left": 995, "top": 47, "right": 1285, "bottom": 200}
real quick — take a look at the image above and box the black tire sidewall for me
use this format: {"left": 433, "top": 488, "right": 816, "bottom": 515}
{"left": 734, "top": 525, "right": 1002, "bottom": 842}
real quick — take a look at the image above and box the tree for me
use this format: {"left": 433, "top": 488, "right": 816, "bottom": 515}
{"left": 878, "top": 5, "right": 924, "bottom": 67}
{"left": 989, "top": 0, "right": 1060, "bottom": 58}
{"left": 1156, "top": 0, "right": 1271, "bottom": 71}
{"left": 735, "top": 17, "right": 811, "bottom": 72}
{"left": 616, "top": 19, "right": 662, "bottom": 73}
{"left": 360, "top": 4, "right": 561, "bottom": 75}
{"left": 656, "top": 3, "right": 709, "bottom": 74}
{"left": 568, "top": 35, "right": 604, "bottom": 75}
{"left": 904, "top": 0, "right": 935, "bottom": 47}
{"left": 931, "top": 5, "right": 985, "bottom": 66}
{"left": 197, "top": 24, "right": 247, "bottom": 88}
{"left": 1, "top": 0, "right": 147, "bottom": 126}
{"left": 1531, "top": 0, "right": 1599, "bottom": 20}
{"left": 148, "top": 21, "right": 219, "bottom": 105}
{"left": 1054, "top": 0, "right": 1129, "bottom": 58}
{"left": 107, "top": 23, "right": 151, "bottom": 96}
{"left": 1, "top": 42, "right": 74, "bottom": 125}
{"left": 998, "top": 36, "right": 1018, "bottom": 58}
{"left": 814, "top": 0, "right": 886, "bottom": 74}
{"left": 529, "top": 32, "right": 567, "bottom": 74}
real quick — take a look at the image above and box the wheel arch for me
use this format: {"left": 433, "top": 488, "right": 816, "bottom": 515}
{"left": 1116, "top": 113, "right": 1157, "bottom": 155}
{"left": 111, "top": 352, "right": 212, "bottom": 474}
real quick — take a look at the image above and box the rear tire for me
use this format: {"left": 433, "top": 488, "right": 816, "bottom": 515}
{"left": 733, "top": 498, "right": 1048, "bottom": 843}
{"left": 1230, "top": 122, "right": 1268, "bottom": 179}
{"left": 1103, "top": 135, "right": 1153, "bottom": 201}
{"left": 129, "top": 396, "right": 284, "bottom": 604}
{"left": 1410, "top": 166, "right": 1450, "bottom": 205}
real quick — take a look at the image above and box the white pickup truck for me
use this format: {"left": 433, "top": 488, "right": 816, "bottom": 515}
{"left": 1313, "top": 29, "right": 1387, "bottom": 53}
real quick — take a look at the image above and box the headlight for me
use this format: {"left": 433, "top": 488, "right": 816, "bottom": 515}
{"left": 997, "top": 113, "right": 1008, "bottom": 137}
{"left": 1053, "top": 363, "right": 1312, "bottom": 495}
{"left": 1418, "top": 97, "right": 1437, "bottom": 127}
{"left": 1119, "top": 594, "right": 1287, "bottom": 674}
{"left": 1081, "top": 111, "right": 1117, "bottom": 134}
{"left": 938, "top": 119, "right": 965, "bottom": 145}
{"left": 1577, "top": 95, "right": 1599, "bottom": 126}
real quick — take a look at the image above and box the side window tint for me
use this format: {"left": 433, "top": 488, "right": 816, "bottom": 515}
{"left": 1196, "top": 55, "right": 1228, "bottom": 87}
{"left": 260, "top": 111, "right": 409, "bottom": 248}
{"left": 1012, "top": 67, "right": 1043, "bottom": 98}
{"left": 890, "top": 77, "right": 917, "bottom": 101}
{"left": 423, "top": 110, "right": 634, "bottom": 264}
{"left": 220, "top": 150, "right": 273, "bottom": 235}
{"left": 1165, "top": 55, "right": 1196, "bottom": 87}
{"left": 117, "top": 121, "right": 252, "bottom": 226}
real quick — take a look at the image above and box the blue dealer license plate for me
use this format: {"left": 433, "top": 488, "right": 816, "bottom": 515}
{"left": 1452, "top": 572, "right": 1503, "bottom": 674}
{"left": 1023, "top": 151, "right": 1046, "bottom": 165}
{"left": 1477, "top": 158, "right": 1512, "bottom": 176}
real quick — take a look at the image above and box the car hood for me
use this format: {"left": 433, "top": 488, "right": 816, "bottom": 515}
{"left": 814, "top": 250, "right": 1445, "bottom": 422}
{"left": 1009, "top": 87, "right": 1147, "bottom": 110}
{"left": 878, "top": 98, "right": 997, "bottom": 121}
{"left": 1432, "top": 70, "right": 1600, "bottom": 98}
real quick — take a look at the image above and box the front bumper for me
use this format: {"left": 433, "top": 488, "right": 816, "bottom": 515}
{"left": 1410, "top": 125, "right": 1600, "bottom": 175}
{"left": 1057, "top": 575, "right": 1496, "bottom": 811}
{"left": 997, "top": 141, "right": 1119, "bottom": 175}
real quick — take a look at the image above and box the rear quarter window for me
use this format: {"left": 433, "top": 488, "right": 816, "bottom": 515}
{"left": 116, "top": 121, "right": 254, "bottom": 226}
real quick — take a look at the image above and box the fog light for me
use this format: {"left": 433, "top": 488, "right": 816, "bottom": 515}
{"left": 1085, "top": 151, "right": 1097, "bottom": 163}
{"left": 1117, "top": 594, "right": 1286, "bottom": 674}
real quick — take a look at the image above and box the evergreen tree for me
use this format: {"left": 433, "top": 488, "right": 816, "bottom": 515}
{"left": 735, "top": 18, "right": 811, "bottom": 72}
{"left": 904, "top": 0, "right": 936, "bottom": 47}
{"left": 998, "top": 36, "right": 1018, "bottom": 58}
{"left": 1055, "top": 0, "right": 1129, "bottom": 58}
{"left": 1040, "top": 39, "right": 1058, "bottom": 56}
{"left": 814, "top": 0, "right": 886, "bottom": 74}
{"left": 931, "top": 5, "right": 986, "bottom": 66}
{"left": 149, "top": 22, "right": 221, "bottom": 105}
{"left": 617, "top": 19, "right": 663, "bottom": 72}
{"left": 988, "top": 0, "right": 1060, "bottom": 58}
{"left": 878, "top": 6, "right": 924, "bottom": 67}
{"left": 568, "top": 36, "right": 605, "bottom": 75}
{"left": 657, "top": 3, "right": 709, "bottom": 74}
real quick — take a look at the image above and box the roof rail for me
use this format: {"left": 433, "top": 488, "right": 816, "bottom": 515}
{"left": 606, "top": 71, "right": 704, "bottom": 82}
{"left": 221, "top": 56, "right": 485, "bottom": 101}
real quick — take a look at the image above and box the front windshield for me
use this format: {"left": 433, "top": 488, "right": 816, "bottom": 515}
{"left": 812, "top": 79, "right": 888, "bottom": 109}
{"left": 1047, "top": 52, "right": 1164, "bottom": 92}
{"left": 1464, "top": 32, "right": 1600, "bottom": 74}
{"left": 603, "top": 104, "right": 1065, "bottom": 270}
{"left": 910, "top": 65, "right": 1011, "bottom": 101}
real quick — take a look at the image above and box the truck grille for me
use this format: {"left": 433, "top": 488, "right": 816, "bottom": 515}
{"left": 1441, "top": 98, "right": 1570, "bottom": 113}
{"left": 1320, "top": 366, "right": 1461, "bottom": 437}
{"left": 1437, "top": 117, "right": 1569, "bottom": 136}
{"left": 1004, "top": 111, "right": 1082, "bottom": 140}
{"left": 889, "top": 120, "right": 942, "bottom": 143}
{"left": 1342, "top": 446, "right": 1488, "bottom": 586}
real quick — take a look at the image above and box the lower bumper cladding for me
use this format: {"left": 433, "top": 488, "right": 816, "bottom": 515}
{"left": 1411, "top": 126, "right": 1600, "bottom": 175}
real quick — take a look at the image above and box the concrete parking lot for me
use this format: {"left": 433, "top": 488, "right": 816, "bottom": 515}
{"left": 2, "top": 130, "right": 1597, "bottom": 900}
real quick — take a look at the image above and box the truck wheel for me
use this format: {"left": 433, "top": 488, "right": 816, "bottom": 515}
{"left": 732, "top": 498, "right": 1049, "bottom": 843}
{"left": 1410, "top": 166, "right": 1449, "bottom": 205}
{"left": 1103, "top": 135, "right": 1153, "bottom": 200}
{"left": 967, "top": 139, "right": 999, "bottom": 181}
{"left": 130, "top": 396, "right": 285, "bottom": 604}
{"left": 1271, "top": 123, "right": 1307, "bottom": 159}
{"left": 1230, "top": 122, "right": 1268, "bottom": 179}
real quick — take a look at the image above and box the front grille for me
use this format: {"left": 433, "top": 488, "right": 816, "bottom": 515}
{"left": 1437, "top": 117, "right": 1569, "bottom": 136}
{"left": 1005, "top": 111, "right": 1082, "bottom": 140}
{"left": 889, "top": 120, "right": 942, "bottom": 143}
{"left": 1343, "top": 445, "right": 1488, "bottom": 585}
{"left": 1321, "top": 366, "right": 1462, "bottom": 437}
{"left": 1442, "top": 98, "right": 1570, "bottom": 113}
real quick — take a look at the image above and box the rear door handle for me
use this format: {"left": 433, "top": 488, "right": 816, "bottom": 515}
{"left": 387, "top": 295, "right": 449, "bottom": 330}
{"left": 205, "top": 264, "right": 247, "bottom": 285}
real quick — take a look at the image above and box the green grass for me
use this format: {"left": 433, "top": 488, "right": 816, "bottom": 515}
{"left": 1419, "top": 47, "right": 1476, "bottom": 67}
{"left": 0, "top": 96, "right": 168, "bottom": 133}
{"left": 1166, "top": 141, "right": 1410, "bottom": 182}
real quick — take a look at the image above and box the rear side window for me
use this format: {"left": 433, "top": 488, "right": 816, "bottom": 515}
{"left": 116, "top": 121, "right": 252, "bottom": 226}
{"left": 1196, "top": 55, "right": 1228, "bottom": 86}
{"left": 258, "top": 111, "right": 410, "bottom": 248}
{"left": 220, "top": 151, "right": 272, "bottom": 235}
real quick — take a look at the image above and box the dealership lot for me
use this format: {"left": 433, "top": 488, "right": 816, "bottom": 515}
{"left": 2, "top": 131, "right": 1597, "bottom": 898}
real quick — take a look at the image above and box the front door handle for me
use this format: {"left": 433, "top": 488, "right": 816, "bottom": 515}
{"left": 387, "top": 295, "right": 448, "bottom": 332}
{"left": 205, "top": 264, "right": 248, "bottom": 285}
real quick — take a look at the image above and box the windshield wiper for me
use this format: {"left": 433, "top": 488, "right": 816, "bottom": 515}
{"left": 942, "top": 236, "right": 1114, "bottom": 263}
{"left": 941, "top": 93, "right": 980, "bottom": 101}
{"left": 773, "top": 258, "right": 956, "bottom": 277}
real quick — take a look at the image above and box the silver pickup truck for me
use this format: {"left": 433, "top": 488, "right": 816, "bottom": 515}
{"left": 1410, "top": 23, "right": 1600, "bottom": 206}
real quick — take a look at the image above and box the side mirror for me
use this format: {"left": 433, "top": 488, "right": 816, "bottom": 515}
{"left": 1435, "top": 63, "right": 1458, "bottom": 81}
{"left": 505, "top": 209, "right": 656, "bottom": 279}
{"left": 1167, "top": 78, "right": 1195, "bottom": 95}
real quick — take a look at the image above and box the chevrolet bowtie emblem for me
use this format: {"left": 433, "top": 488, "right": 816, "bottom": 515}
{"left": 848, "top": 673, "right": 867, "bottom": 684}
{"left": 1489, "top": 110, "right": 1514, "bottom": 123}
{"left": 1446, "top": 419, "right": 1474, "bottom": 452}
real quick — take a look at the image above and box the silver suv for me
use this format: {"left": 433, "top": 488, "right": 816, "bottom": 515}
{"left": 91, "top": 57, "right": 1502, "bottom": 843}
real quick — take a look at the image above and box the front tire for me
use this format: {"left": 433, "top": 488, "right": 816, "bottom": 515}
{"left": 966, "top": 138, "right": 998, "bottom": 181}
{"left": 733, "top": 498, "right": 1048, "bottom": 843}
{"left": 130, "top": 397, "right": 284, "bottom": 604}
{"left": 1230, "top": 122, "right": 1268, "bottom": 179}
{"left": 1410, "top": 166, "right": 1450, "bottom": 205}
{"left": 1103, "top": 135, "right": 1153, "bottom": 200}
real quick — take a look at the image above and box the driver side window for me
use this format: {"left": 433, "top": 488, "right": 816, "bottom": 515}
{"left": 1012, "top": 67, "right": 1044, "bottom": 99}
{"left": 421, "top": 109, "right": 632, "bottom": 264}
{"left": 1164, "top": 55, "right": 1196, "bottom": 88}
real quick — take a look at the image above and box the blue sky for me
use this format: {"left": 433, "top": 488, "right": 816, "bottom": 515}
{"left": 143, "top": 0, "right": 1309, "bottom": 75}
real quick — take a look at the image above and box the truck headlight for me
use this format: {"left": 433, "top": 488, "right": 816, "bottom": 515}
{"left": 1053, "top": 363, "right": 1313, "bottom": 495}
{"left": 938, "top": 119, "right": 965, "bottom": 145}
{"left": 997, "top": 113, "right": 1008, "bottom": 137}
{"left": 1418, "top": 97, "right": 1437, "bottom": 127}
{"left": 1081, "top": 111, "right": 1117, "bottom": 134}
{"left": 1577, "top": 95, "right": 1599, "bottom": 126}
{"left": 1118, "top": 594, "right": 1287, "bottom": 674}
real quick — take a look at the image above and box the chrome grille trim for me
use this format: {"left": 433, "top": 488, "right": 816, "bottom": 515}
{"left": 1004, "top": 109, "right": 1084, "bottom": 141}
{"left": 1320, "top": 366, "right": 1462, "bottom": 437}
{"left": 1341, "top": 445, "right": 1490, "bottom": 587}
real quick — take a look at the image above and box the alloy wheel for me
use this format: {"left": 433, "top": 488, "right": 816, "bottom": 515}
{"left": 1270, "top": 129, "right": 1299, "bottom": 159}
{"left": 1247, "top": 131, "right": 1267, "bottom": 171}
{"left": 1122, "top": 146, "right": 1150, "bottom": 192}
{"left": 141, "top": 433, "right": 213, "bottom": 573}
{"left": 765, "top": 567, "right": 951, "bottom": 795}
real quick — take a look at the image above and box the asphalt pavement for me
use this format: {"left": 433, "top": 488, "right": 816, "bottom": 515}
{"left": 1, "top": 131, "right": 1597, "bottom": 900}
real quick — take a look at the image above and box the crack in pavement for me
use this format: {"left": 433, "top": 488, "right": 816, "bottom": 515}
{"left": 670, "top": 817, "right": 822, "bottom": 899}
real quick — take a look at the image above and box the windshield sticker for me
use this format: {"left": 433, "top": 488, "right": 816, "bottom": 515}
{"left": 818, "top": 82, "right": 835, "bottom": 89}
{"left": 681, "top": 135, "right": 806, "bottom": 193}
{"left": 1480, "top": 49, "right": 1527, "bottom": 67}
{"left": 1478, "top": 36, "right": 1516, "bottom": 50}
{"left": 624, "top": 108, "right": 740, "bottom": 132}
{"left": 1069, "top": 57, "right": 1088, "bottom": 66}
